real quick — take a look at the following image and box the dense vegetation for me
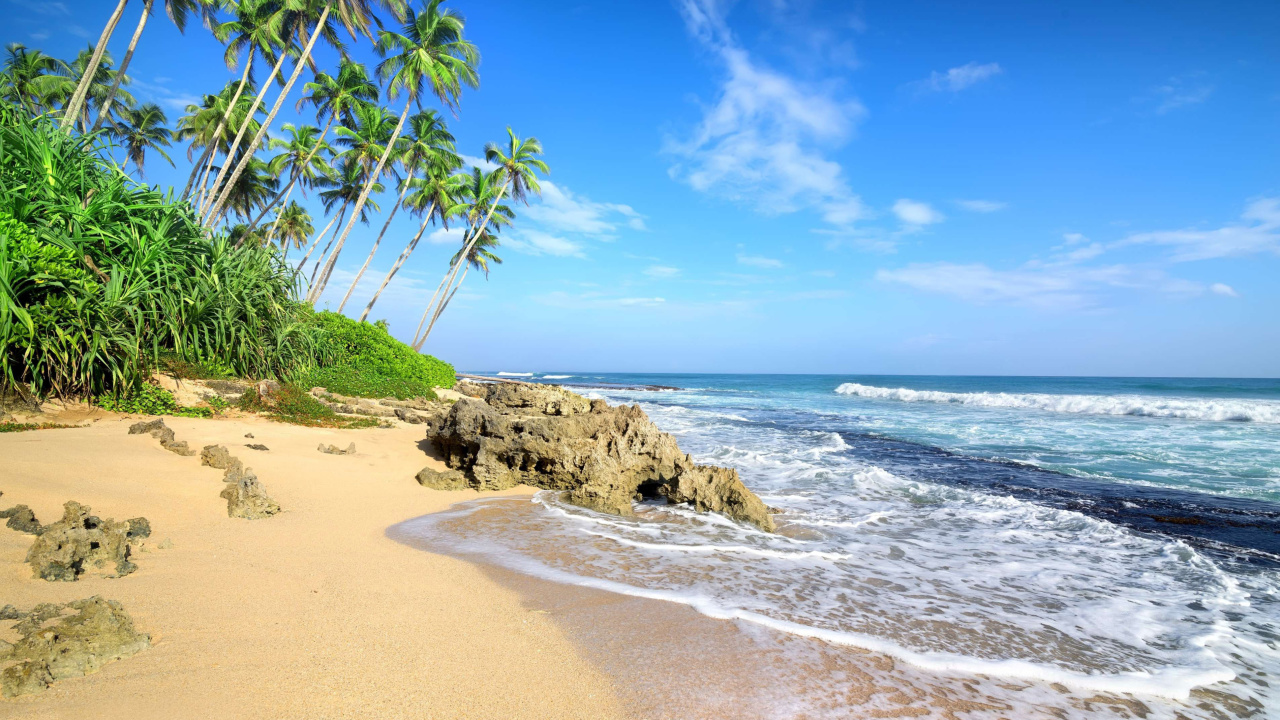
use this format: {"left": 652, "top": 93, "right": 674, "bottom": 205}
{"left": 306, "top": 311, "right": 453, "bottom": 394}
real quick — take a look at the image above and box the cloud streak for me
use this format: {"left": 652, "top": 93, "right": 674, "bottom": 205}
{"left": 913, "top": 62, "right": 1003, "bottom": 93}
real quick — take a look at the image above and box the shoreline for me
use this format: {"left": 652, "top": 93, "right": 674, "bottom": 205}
{"left": 0, "top": 412, "right": 623, "bottom": 719}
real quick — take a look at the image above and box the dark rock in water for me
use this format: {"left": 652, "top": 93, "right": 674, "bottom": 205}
{"left": 245, "top": 443, "right": 269, "bottom": 451}
{"left": 318, "top": 442, "right": 356, "bottom": 455}
{"left": 0, "top": 596, "right": 151, "bottom": 697}
{"left": 25, "top": 502, "right": 144, "bottom": 581}
{"left": 416, "top": 467, "right": 470, "bottom": 490}
{"left": 200, "top": 444, "right": 242, "bottom": 472}
{"left": 425, "top": 384, "right": 776, "bottom": 532}
{"left": 0, "top": 505, "right": 42, "bottom": 534}
{"left": 129, "top": 418, "right": 196, "bottom": 456}
{"left": 220, "top": 466, "right": 280, "bottom": 520}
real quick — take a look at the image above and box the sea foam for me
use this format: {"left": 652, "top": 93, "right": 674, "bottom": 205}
{"left": 835, "top": 383, "right": 1280, "bottom": 423}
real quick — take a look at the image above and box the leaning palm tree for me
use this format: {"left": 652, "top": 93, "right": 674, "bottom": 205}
{"left": 219, "top": 155, "right": 280, "bottom": 224}
{"left": 268, "top": 200, "right": 313, "bottom": 258}
{"left": 91, "top": 0, "right": 220, "bottom": 132}
{"left": 245, "top": 122, "right": 330, "bottom": 231}
{"left": 421, "top": 227, "right": 501, "bottom": 340}
{"left": 359, "top": 163, "right": 466, "bottom": 322}
{"left": 337, "top": 109, "right": 455, "bottom": 313}
{"left": 412, "top": 128, "right": 545, "bottom": 351}
{"left": 113, "top": 102, "right": 174, "bottom": 177}
{"left": 176, "top": 80, "right": 255, "bottom": 198}
{"left": 37, "top": 47, "right": 136, "bottom": 131}
{"left": 2, "top": 44, "right": 67, "bottom": 116}
{"left": 60, "top": 0, "right": 130, "bottom": 130}
{"left": 299, "top": 156, "right": 382, "bottom": 289}
{"left": 200, "top": 0, "right": 293, "bottom": 220}
{"left": 307, "top": 0, "right": 479, "bottom": 306}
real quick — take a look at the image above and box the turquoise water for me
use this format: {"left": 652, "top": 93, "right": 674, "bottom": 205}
{"left": 415, "top": 373, "right": 1280, "bottom": 718}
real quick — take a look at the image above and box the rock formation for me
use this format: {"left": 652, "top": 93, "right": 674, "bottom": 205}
{"left": 318, "top": 442, "right": 356, "bottom": 455}
{"left": 220, "top": 466, "right": 280, "bottom": 519}
{"left": 424, "top": 384, "right": 776, "bottom": 532}
{"left": 25, "top": 502, "right": 146, "bottom": 581}
{"left": 415, "top": 467, "right": 470, "bottom": 490}
{"left": 200, "top": 444, "right": 242, "bottom": 472}
{"left": 0, "top": 505, "right": 42, "bottom": 534}
{"left": 128, "top": 418, "right": 196, "bottom": 456}
{"left": 0, "top": 596, "right": 150, "bottom": 697}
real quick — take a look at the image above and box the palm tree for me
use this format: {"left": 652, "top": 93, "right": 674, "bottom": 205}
{"left": 268, "top": 200, "right": 313, "bottom": 258}
{"left": 201, "top": 0, "right": 293, "bottom": 220}
{"left": 243, "top": 122, "right": 330, "bottom": 234}
{"left": 412, "top": 164, "right": 513, "bottom": 348}
{"left": 308, "top": 0, "right": 479, "bottom": 306}
{"left": 412, "top": 128, "right": 545, "bottom": 350}
{"left": 220, "top": 155, "right": 280, "bottom": 223}
{"left": 242, "top": 58, "right": 376, "bottom": 233}
{"left": 300, "top": 156, "right": 381, "bottom": 289}
{"left": 113, "top": 102, "right": 174, "bottom": 177}
{"left": 91, "top": 0, "right": 220, "bottom": 133}
{"left": 336, "top": 110, "right": 455, "bottom": 313}
{"left": 176, "top": 80, "right": 256, "bottom": 198}
{"left": 1, "top": 44, "right": 67, "bottom": 116}
{"left": 61, "top": 0, "right": 130, "bottom": 130}
{"left": 423, "top": 227, "right": 501, "bottom": 338}
{"left": 38, "top": 47, "right": 136, "bottom": 131}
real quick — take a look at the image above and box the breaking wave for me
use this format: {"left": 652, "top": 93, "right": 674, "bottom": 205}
{"left": 834, "top": 383, "right": 1280, "bottom": 423}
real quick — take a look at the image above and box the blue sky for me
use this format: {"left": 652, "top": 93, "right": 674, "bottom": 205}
{"left": 8, "top": 0, "right": 1279, "bottom": 376}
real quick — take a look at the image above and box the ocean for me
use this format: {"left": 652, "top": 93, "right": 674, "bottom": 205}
{"left": 396, "top": 374, "right": 1280, "bottom": 718}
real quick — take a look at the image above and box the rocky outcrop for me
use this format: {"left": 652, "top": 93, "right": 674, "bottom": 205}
{"left": 308, "top": 388, "right": 444, "bottom": 423}
{"left": 25, "top": 502, "right": 147, "bottom": 581}
{"left": 0, "top": 505, "right": 42, "bottom": 534}
{"left": 424, "top": 384, "right": 776, "bottom": 532}
{"left": 415, "top": 467, "right": 470, "bottom": 490}
{"left": 129, "top": 418, "right": 196, "bottom": 456}
{"left": 200, "top": 444, "right": 242, "bottom": 472}
{"left": 318, "top": 442, "right": 356, "bottom": 455}
{"left": 220, "top": 465, "right": 280, "bottom": 519}
{"left": 0, "top": 596, "right": 150, "bottom": 697}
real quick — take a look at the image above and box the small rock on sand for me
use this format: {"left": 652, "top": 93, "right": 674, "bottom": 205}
{"left": 25, "top": 502, "right": 147, "bottom": 581}
{"left": 318, "top": 442, "right": 356, "bottom": 455}
{"left": 0, "top": 505, "right": 42, "bottom": 534}
{"left": 200, "top": 445, "right": 242, "bottom": 472}
{"left": 220, "top": 466, "right": 280, "bottom": 520}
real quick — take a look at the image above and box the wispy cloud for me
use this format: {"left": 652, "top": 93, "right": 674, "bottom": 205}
{"left": 1211, "top": 283, "right": 1239, "bottom": 297}
{"left": 912, "top": 62, "right": 1003, "bottom": 94}
{"left": 505, "top": 229, "right": 586, "bottom": 258}
{"left": 892, "top": 199, "right": 944, "bottom": 228}
{"left": 955, "top": 199, "right": 1007, "bottom": 213}
{"left": 667, "top": 0, "right": 868, "bottom": 231}
{"left": 1121, "top": 197, "right": 1280, "bottom": 261}
{"left": 9, "top": 0, "right": 69, "bottom": 15}
{"left": 521, "top": 180, "right": 646, "bottom": 237}
{"left": 1145, "top": 73, "right": 1214, "bottom": 114}
{"left": 736, "top": 253, "right": 783, "bottom": 269}
{"left": 645, "top": 265, "right": 681, "bottom": 278}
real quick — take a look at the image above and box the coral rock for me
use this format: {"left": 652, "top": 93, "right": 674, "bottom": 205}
{"left": 415, "top": 467, "right": 471, "bottom": 490}
{"left": 24, "top": 502, "right": 145, "bottom": 581}
{"left": 0, "top": 596, "right": 150, "bottom": 697}
{"left": 0, "top": 505, "right": 42, "bottom": 534}
{"left": 128, "top": 418, "right": 195, "bottom": 456}
{"left": 220, "top": 466, "right": 280, "bottom": 520}
{"left": 318, "top": 442, "right": 356, "bottom": 455}
{"left": 200, "top": 444, "right": 243, "bottom": 472}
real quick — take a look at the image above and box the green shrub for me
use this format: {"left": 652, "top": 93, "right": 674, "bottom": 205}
{"left": 309, "top": 311, "right": 455, "bottom": 390}
{"left": 96, "top": 383, "right": 179, "bottom": 415}
{"left": 0, "top": 421, "right": 85, "bottom": 433}
{"left": 297, "top": 365, "right": 438, "bottom": 401}
{"left": 0, "top": 107, "right": 318, "bottom": 400}
{"left": 237, "top": 382, "right": 379, "bottom": 428}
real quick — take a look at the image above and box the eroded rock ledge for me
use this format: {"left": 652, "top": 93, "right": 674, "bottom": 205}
{"left": 422, "top": 384, "right": 776, "bottom": 532}
{"left": 0, "top": 597, "right": 150, "bottom": 697}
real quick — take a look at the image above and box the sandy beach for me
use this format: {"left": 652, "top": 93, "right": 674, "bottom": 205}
{"left": 0, "top": 410, "right": 622, "bottom": 719}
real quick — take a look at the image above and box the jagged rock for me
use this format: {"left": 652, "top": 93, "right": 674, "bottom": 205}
{"left": 0, "top": 505, "right": 42, "bottom": 534}
{"left": 126, "top": 517, "right": 151, "bottom": 539}
{"left": 0, "top": 606, "right": 20, "bottom": 621}
{"left": 220, "top": 466, "right": 280, "bottom": 520}
{"left": 202, "top": 379, "right": 251, "bottom": 402}
{"left": 416, "top": 467, "right": 470, "bottom": 490}
{"left": 128, "top": 418, "right": 196, "bottom": 456}
{"left": 394, "top": 407, "right": 431, "bottom": 424}
{"left": 245, "top": 443, "right": 269, "bottom": 451}
{"left": 426, "top": 385, "right": 776, "bottom": 532}
{"left": 0, "top": 596, "right": 150, "bottom": 698}
{"left": 318, "top": 442, "right": 356, "bottom": 455}
{"left": 200, "top": 444, "right": 242, "bottom": 472}
{"left": 24, "top": 502, "right": 144, "bottom": 581}
{"left": 454, "top": 380, "right": 488, "bottom": 398}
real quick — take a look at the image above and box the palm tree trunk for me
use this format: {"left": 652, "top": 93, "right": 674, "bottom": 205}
{"left": 420, "top": 264, "right": 469, "bottom": 347}
{"left": 200, "top": 47, "right": 291, "bottom": 221}
{"left": 360, "top": 202, "right": 435, "bottom": 322}
{"left": 306, "top": 205, "right": 348, "bottom": 284}
{"left": 337, "top": 172, "right": 413, "bottom": 314}
{"left": 91, "top": 0, "right": 151, "bottom": 133}
{"left": 246, "top": 112, "right": 336, "bottom": 232}
{"left": 180, "top": 141, "right": 215, "bottom": 199}
{"left": 412, "top": 177, "right": 511, "bottom": 350}
{"left": 206, "top": 7, "right": 330, "bottom": 229}
{"left": 308, "top": 96, "right": 411, "bottom": 305}
{"left": 263, "top": 180, "right": 297, "bottom": 239}
{"left": 189, "top": 58, "right": 253, "bottom": 203}
{"left": 62, "top": 0, "right": 129, "bottom": 130}
{"left": 296, "top": 207, "right": 344, "bottom": 272}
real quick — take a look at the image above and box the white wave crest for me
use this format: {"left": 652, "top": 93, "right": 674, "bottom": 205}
{"left": 834, "top": 383, "right": 1280, "bottom": 423}
{"left": 496, "top": 371, "right": 534, "bottom": 377}
{"left": 541, "top": 374, "right": 573, "bottom": 379}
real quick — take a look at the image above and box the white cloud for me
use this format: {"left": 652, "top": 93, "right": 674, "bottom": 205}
{"left": 427, "top": 227, "right": 466, "bottom": 245}
{"left": 521, "top": 180, "right": 646, "bottom": 237}
{"left": 736, "top": 254, "right": 783, "bottom": 269}
{"left": 892, "top": 199, "right": 944, "bottom": 227}
{"left": 955, "top": 199, "right": 1007, "bottom": 213}
{"left": 914, "top": 62, "right": 1002, "bottom": 93}
{"left": 9, "top": 1, "right": 69, "bottom": 15}
{"left": 1211, "top": 283, "right": 1239, "bottom": 297}
{"left": 645, "top": 265, "right": 681, "bottom": 278}
{"left": 617, "top": 297, "right": 666, "bottom": 306}
{"left": 1148, "top": 74, "right": 1214, "bottom": 114}
{"left": 1122, "top": 197, "right": 1280, "bottom": 261}
{"left": 668, "top": 0, "right": 867, "bottom": 230}
{"left": 504, "top": 229, "right": 585, "bottom": 258}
